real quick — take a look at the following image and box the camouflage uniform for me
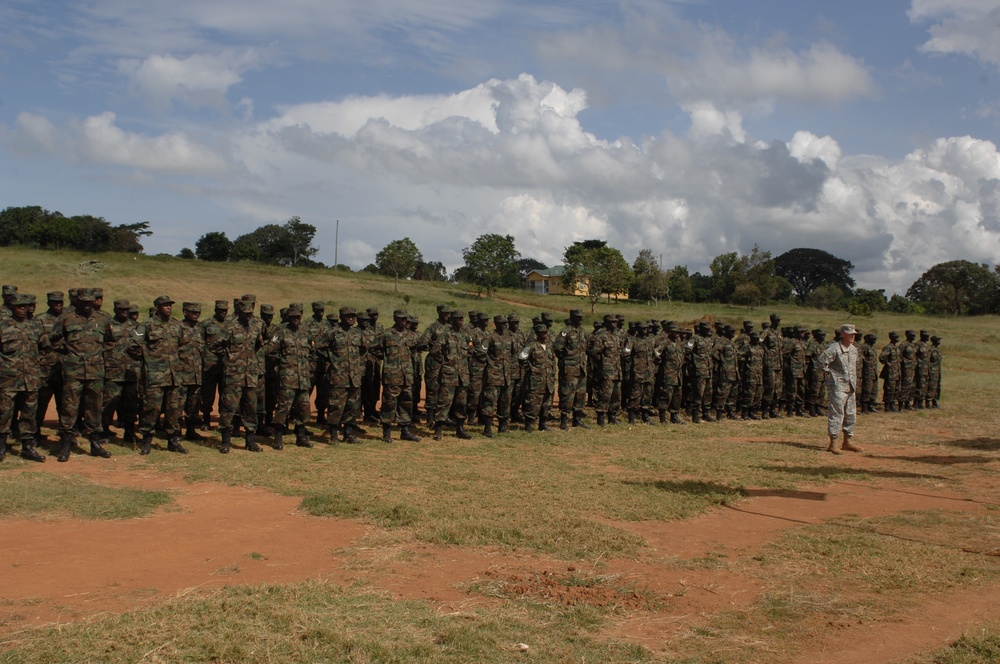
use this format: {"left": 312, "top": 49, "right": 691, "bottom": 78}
{"left": 130, "top": 296, "right": 187, "bottom": 454}
{"left": 361, "top": 308, "right": 383, "bottom": 423}
{"left": 518, "top": 324, "right": 556, "bottom": 432}
{"left": 625, "top": 323, "right": 656, "bottom": 423}
{"left": 0, "top": 294, "right": 50, "bottom": 461}
{"left": 432, "top": 314, "right": 473, "bottom": 439}
{"left": 761, "top": 315, "right": 784, "bottom": 418}
{"left": 928, "top": 337, "right": 942, "bottom": 407}
{"left": 372, "top": 311, "right": 421, "bottom": 442}
{"left": 712, "top": 326, "right": 739, "bottom": 420}
{"left": 303, "top": 302, "right": 330, "bottom": 423}
{"left": 466, "top": 314, "right": 490, "bottom": 424}
{"left": 739, "top": 334, "right": 765, "bottom": 419}
{"left": 879, "top": 334, "right": 901, "bottom": 411}
{"left": 508, "top": 315, "right": 530, "bottom": 422}
{"left": 34, "top": 292, "right": 64, "bottom": 438}
{"left": 898, "top": 331, "right": 917, "bottom": 410}
{"left": 407, "top": 315, "right": 423, "bottom": 423}
{"left": 416, "top": 306, "right": 451, "bottom": 425}
{"left": 859, "top": 335, "right": 880, "bottom": 413}
{"left": 321, "top": 307, "right": 367, "bottom": 442}
{"left": 913, "top": 331, "right": 931, "bottom": 409}
{"left": 177, "top": 303, "right": 205, "bottom": 439}
{"left": 653, "top": 323, "right": 685, "bottom": 423}
{"left": 213, "top": 301, "right": 265, "bottom": 452}
{"left": 51, "top": 290, "right": 113, "bottom": 459}
{"left": 688, "top": 322, "right": 715, "bottom": 423}
{"left": 101, "top": 300, "right": 139, "bottom": 443}
{"left": 258, "top": 305, "right": 277, "bottom": 429}
{"left": 268, "top": 304, "right": 315, "bottom": 448}
{"left": 588, "top": 316, "right": 623, "bottom": 425}
{"left": 804, "top": 330, "right": 828, "bottom": 416}
{"left": 783, "top": 329, "right": 807, "bottom": 416}
{"left": 199, "top": 301, "right": 229, "bottom": 429}
{"left": 480, "top": 316, "right": 514, "bottom": 436}
{"left": 552, "top": 310, "right": 588, "bottom": 428}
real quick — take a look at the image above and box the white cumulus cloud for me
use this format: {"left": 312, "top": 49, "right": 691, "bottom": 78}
{"left": 910, "top": 0, "right": 1000, "bottom": 68}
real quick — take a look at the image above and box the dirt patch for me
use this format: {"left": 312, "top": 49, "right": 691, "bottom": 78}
{"left": 472, "top": 568, "right": 664, "bottom": 610}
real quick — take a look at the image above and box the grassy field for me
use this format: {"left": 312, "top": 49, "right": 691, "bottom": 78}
{"left": 2, "top": 248, "right": 1000, "bottom": 662}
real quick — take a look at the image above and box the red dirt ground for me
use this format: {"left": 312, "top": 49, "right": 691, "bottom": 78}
{"left": 1, "top": 440, "right": 998, "bottom": 662}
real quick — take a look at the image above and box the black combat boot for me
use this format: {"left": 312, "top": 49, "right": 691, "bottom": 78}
{"left": 296, "top": 426, "right": 313, "bottom": 447}
{"left": 659, "top": 409, "right": 668, "bottom": 424}
{"left": 559, "top": 413, "right": 569, "bottom": 430}
{"left": 433, "top": 423, "right": 443, "bottom": 441}
{"left": 185, "top": 418, "right": 205, "bottom": 442}
{"left": 123, "top": 425, "right": 137, "bottom": 445}
{"left": 139, "top": 434, "right": 153, "bottom": 455}
{"left": 400, "top": 425, "right": 421, "bottom": 442}
{"left": 670, "top": 412, "right": 683, "bottom": 424}
{"left": 692, "top": 409, "right": 701, "bottom": 424}
{"left": 748, "top": 408, "right": 761, "bottom": 421}
{"left": 456, "top": 422, "right": 473, "bottom": 439}
{"left": 497, "top": 418, "right": 509, "bottom": 433}
{"left": 701, "top": 407, "right": 714, "bottom": 423}
{"left": 273, "top": 426, "right": 284, "bottom": 450}
{"left": 627, "top": 409, "right": 637, "bottom": 425}
{"left": 382, "top": 424, "right": 392, "bottom": 443}
{"left": 607, "top": 411, "right": 620, "bottom": 425}
{"left": 641, "top": 409, "right": 653, "bottom": 425}
{"left": 426, "top": 410, "right": 436, "bottom": 427}
{"left": 0, "top": 435, "right": 5, "bottom": 462}
{"left": 167, "top": 435, "right": 188, "bottom": 454}
{"left": 524, "top": 418, "right": 535, "bottom": 433}
{"left": 19, "top": 439, "right": 44, "bottom": 463}
{"left": 57, "top": 433, "right": 74, "bottom": 462}
{"left": 572, "top": 412, "right": 589, "bottom": 429}
{"left": 596, "top": 412, "right": 606, "bottom": 427}
{"left": 220, "top": 430, "right": 231, "bottom": 454}
{"left": 343, "top": 426, "right": 359, "bottom": 444}
{"left": 245, "top": 431, "right": 263, "bottom": 452}
{"left": 89, "top": 433, "right": 112, "bottom": 458}
{"left": 483, "top": 420, "right": 494, "bottom": 438}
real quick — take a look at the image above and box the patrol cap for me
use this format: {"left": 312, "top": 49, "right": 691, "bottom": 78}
{"left": 920, "top": 329, "right": 930, "bottom": 338}
{"left": 148, "top": 307, "right": 156, "bottom": 317}
{"left": 864, "top": 333, "right": 877, "bottom": 343}
{"left": 290, "top": 302, "right": 304, "bottom": 312}
{"left": 128, "top": 304, "right": 139, "bottom": 314}
{"left": 743, "top": 320, "right": 753, "bottom": 329}
{"left": 182, "top": 302, "right": 202, "bottom": 313}
{"left": 931, "top": 335, "right": 941, "bottom": 342}
{"left": 357, "top": 311, "right": 370, "bottom": 321}
{"left": 1, "top": 285, "right": 17, "bottom": 296}
{"left": 241, "top": 294, "right": 257, "bottom": 302}
{"left": 812, "top": 328, "right": 825, "bottom": 336}
{"left": 311, "top": 301, "right": 326, "bottom": 310}
{"left": 723, "top": 324, "right": 733, "bottom": 334}
{"left": 533, "top": 323, "right": 547, "bottom": 334}
{"left": 569, "top": 309, "right": 583, "bottom": 318}
{"left": 77, "top": 288, "right": 96, "bottom": 302}
{"left": 113, "top": 299, "right": 130, "bottom": 309}
{"left": 905, "top": 329, "right": 915, "bottom": 337}
{"left": 436, "top": 303, "right": 450, "bottom": 313}
{"left": 214, "top": 299, "right": 229, "bottom": 310}
{"left": 615, "top": 313, "right": 625, "bottom": 321}
{"left": 493, "top": 314, "right": 507, "bottom": 325}
{"left": 153, "top": 295, "right": 174, "bottom": 307}
{"left": 541, "top": 312, "right": 553, "bottom": 322}
{"left": 260, "top": 304, "right": 275, "bottom": 316}
{"left": 506, "top": 313, "right": 519, "bottom": 322}
{"left": 761, "top": 321, "right": 771, "bottom": 329}
{"left": 393, "top": 309, "right": 407, "bottom": 318}
{"left": 450, "top": 310, "right": 464, "bottom": 319}
{"left": 235, "top": 300, "right": 254, "bottom": 313}
{"left": 840, "top": 324, "right": 855, "bottom": 335}
{"left": 339, "top": 306, "right": 357, "bottom": 316}
{"left": 603, "top": 314, "right": 615, "bottom": 323}
{"left": 407, "top": 315, "right": 419, "bottom": 324}
{"left": 366, "top": 307, "right": 379, "bottom": 316}
{"left": 10, "top": 293, "right": 32, "bottom": 306}
{"left": 92, "top": 287, "right": 104, "bottom": 298}
{"left": 749, "top": 331, "right": 760, "bottom": 340}
{"left": 47, "top": 291, "right": 64, "bottom": 302}
{"left": 889, "top": 331, "right": 899, "bottom": 339}
{"left": 769, "top": 312, "right": 781, "bottom": 322}
{"left": 68, "top": 288, "right": 80, "bottom": 298}
{"left": 287, "top": 303, "right": 303, "bottom": 316}
{"left": 593, "top": 321, "right": 602, "bottom": 329}
{"left": 326, "top": 313, "right": 338, "bottom": 322}
{"left": 531, "top": 316, "right": 542, "bottom": 326}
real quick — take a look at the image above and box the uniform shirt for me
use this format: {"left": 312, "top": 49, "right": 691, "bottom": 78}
{"left": 819, "top": 341, "right": 858, "bottom": 394}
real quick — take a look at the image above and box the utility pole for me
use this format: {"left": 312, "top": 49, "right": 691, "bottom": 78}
{"left": 334, "top": 219, "right": 339, "bottom": 268}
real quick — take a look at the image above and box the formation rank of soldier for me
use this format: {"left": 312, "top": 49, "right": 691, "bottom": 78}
{"left": 0, "top": 285, "right": 944, "bottom": 462}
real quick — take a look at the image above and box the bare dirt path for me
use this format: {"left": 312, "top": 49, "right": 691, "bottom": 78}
{"left": 1, "top": 447, "right": 998, "bottom": 662}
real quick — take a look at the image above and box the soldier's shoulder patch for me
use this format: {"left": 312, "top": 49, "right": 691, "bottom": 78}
{"left": 134, "top": 326, "right": 146, "bottom": 338}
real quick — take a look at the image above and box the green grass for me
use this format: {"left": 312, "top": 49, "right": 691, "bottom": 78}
{"left": 0, "top": 472, "right": 172, "bottom": 520}
{"left": 0, "top": 581, "right": 650, "bottom": 663}
{"left": 910, "top": 626, "right": 1000, "bottom": 663}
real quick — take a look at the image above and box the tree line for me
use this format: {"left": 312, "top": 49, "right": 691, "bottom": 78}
{"left": 7, "top": 205, "right": 1000, "bottom": 315}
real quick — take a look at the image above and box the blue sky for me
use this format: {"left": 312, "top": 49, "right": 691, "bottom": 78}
{"left": 2, "top": 0, "right": 1000, "bottom": 294}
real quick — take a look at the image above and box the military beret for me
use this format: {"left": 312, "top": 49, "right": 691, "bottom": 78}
{"left": 77, "top": 288, "right": 96, "bottom": 303}
{"left": 128, "top": 304, "right": 139, "bottom": 313}
{"left": 153, "top": 295, "right": 174, "bottom": 307}
{"left": 235, "top": 300, "right": 254, "bottom": 313}
{"left": 506, "top": 313, "right": 519, "bottom": 322}
{"left": 533, "top": 323, "right": 547, "bottom": 334}
{"left": 287, "top": 303, "right": 303, "bottom": 316}
{"left": 260, "top": 304, "right": 275, "bottom": 315}
{"left": 366, "top": 307, "right": 379, "bottom": 315}
{"left": 493, "top": 315, "right": 507, "bottom": 324}
{"left": 10, "top": 293, "right": 32, "bottom": 306}
{"left": 569, "top": 309, "right": 583, "bottom": 317}
{"left": 47, "top": 291, "right": 64, "bottom": 302}
{"left": 113, "top": 299, "right": 130, "bottom": 309}
{"left": 393, "top": 309, "right": 407, "bottom": 318}
{"left": 92, "top": 287, "right": 104, "bottom": 298}
{"left": 241, "top": 293, "right": 257, "bottom": 302}
{"left": 1, "top": 285, "right": 17, "bottom": 296}
{"left": 182, "top": 302, "right": 202, "bottom": 313}
{"left": 311, "top": 301, "right": 326, "bottom": 310}
{"left": 603, "top": 314, "right": 615, "bottom": 323}
{"left": 339, "top": 306, "right": 357, "bottom": 316}
{"left": 214, "top": 299, "right": 229, "bottom": 310}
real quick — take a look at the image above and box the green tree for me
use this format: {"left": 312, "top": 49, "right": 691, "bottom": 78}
{"left": 195, "top": 231, "right": 234, "bottom": 262}
{"left": 709, "top": 251, "right": 741, "bottom": 303}
{"left": 283, "top": 216, "right": 319, "bottom": 266}
{"left": 774, "top": 248, "right": 855, "bottom": 303}
{"left": 413, "top": 260, "right": 447, "bottom": 281}
{"left": 665, "top": 265, "right": 694, "bottom": 302}
{"left": 461, "top": 233, "right": 521, "bottom": 296}
{"left": 375, "top": 237, "right": 423, "bottom": 291}
{"left": 562, "top": 240, "right": 633, "bottom": 313}
{"left": 631, "top": 249, "right": 669, "bottom": 303}
{"left": 805, "top": 283, "right": 848, "bottom": 310}
{"left": 177, "top": 247, "right": 196, "bottom": 259}
{"left": 517, "top": 257, "right": 547, "bottom": 280}
{"left": 906, "top": 260, "right": 999, "bottom": 315}
{"left": 852, "top": 288, "right": 887, "bottom": 312}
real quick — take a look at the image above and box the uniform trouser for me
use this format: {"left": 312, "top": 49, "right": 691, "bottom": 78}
{"left": 860, "top": 375, "right": 878, "bottom": 405}
{"left": 380, "top": 383, "right": 413, "bottom": 425}
{"left": 1, "top": 389, "right": 38, "bottom": 441}
{"left": 312, "top": 363, "right": 331, "bottom": 418}
{"left": 882, "top": 375, "right": 897, "bottom": 406}
{"left": 219, "top": 383, "right": 257, "bottom": 433}
{"left": 828, "top": 385, "right": 857, "bottom": 436}
{"left": 655, "top": 383, "right": 682, "bottom": 413}
{"left": 362, "top": 360, "right": 381, "bottom": 419}
{"left": 423, "top": 358, "right": 442, "bottom": 414}
{"left": 742, "top": 381, "right": 763, "bottom": 409}
{"left": 713, "top": 379, "right": 737, "bottom": 411}
{"left": 411, "top": 368, "right": 423, "bottom": 420}
{"left": 36, "top": 366, "right": 63, "bottom": 433}
{"left": 594, "top": 374, "right": 621, "bottom": 414}
{"left": 914, "top": 369, "right": 929, "bottom": 401}
{"left": 60, "top": 376, "right": 104, "bottom": 437}
{"left": 786, "top": 376, "right": 805, "bottom": 409}
{"left": 691, "top": 375, "right": 712, "bottom": 410}
{"left": 466, "top": 365, "right": 485, "bottom": 421}
{"left": 762, "top": 365, "right": 780, "bottom": 406}
{"left": 274, "top": 386, "right": 311, "bottom": 428}
{"left": 435, "top": 383, "right": 468, "bottom": 424}
{"left": 523, "top": 385, "right": 553, "bottom": 420}
{"left": 480, "top": 383, "right": 511, "bottom": 420}
{"left": 327, "top": 384, "right": 360, "bottom": 429}
{"left": 201, "top": 364, "right": 224, "bottom": 423}
{"left": 139, "top": 384, "right": 181, "bottom": 436}
{"left": 557, "top": 369, "right": 586, "bottom": 414}
{"left": 510, "top": 377, "right": 525, "bottom": 416}
{"left": 627, "top": 380, "right": 654, "bottom": 410}
{"left": 806, "top": 374, "right": 826, "bottom": 407}
{"left": 899, "top": 370, "right": 915, "bottom": 403}
{"left": 102, "top": 379, "right": 138, "bottom": 430}
{"left": 928, "top": 373, "right": 941, "bottom": 400}
{"left": 181, "top": 383, "right": 201, "bottom": 422}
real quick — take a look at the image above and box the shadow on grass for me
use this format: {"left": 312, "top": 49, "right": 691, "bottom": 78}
{"left": 941, "top": 437, "right": 1000, "bottom": 451}
{"left": 740, "top": 488, "right": 827, "bottom": 501}
{"left": 622, "top": 479, "right": 742, "bottom": 499}
{"left": 758, "top": 465, "right": 948, "bottom": 481}
{"left": 866, "top": 453, "right": 997, "bottom": 466}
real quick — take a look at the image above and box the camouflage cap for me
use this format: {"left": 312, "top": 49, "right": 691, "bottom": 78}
{"left": 814, "top": 328, "right": 827, "bottom": 337}
{"left": 769, "top": 312, "right": 781, "bottom": 322}
{"left": 761, "top": 321, "right": 771, "bottom": 329}
{"left": 665, "top": 321, "right": 681, "bottom": 332}
{"left": 77, "top": 288, "right": 96, "bottom": 302}
{"left": 113, "top": 298, "right": 130, "bottom": 309}
{"left": 569, "top": 309, "right": 583, "bottom": 318}
{"left": 10, "top": 293, "right": 32, "bottom": 306}
{"left": 905, "top": 329, "right": 915, "bottom": 337}
{"left": 450, "top": 310, "right": 465, "bottom": 319}
{"left": 920, "top": 329, "right": 930, "bottom": 337}
{"left": 743, "top": 320, "right": 753, "bottom": 328}
{"left": 593, "top": 321, "right": 603, "bottom": 329}
{"left": 128, "top": 304, "right": 139, "bottom": 313}
{"left": 930, "top": 335, "right": 941, "bottom": 342}
{"left": 407, "top": 315, "right": 419, "bottom": 324}
{"left": 325, "top": 313, "right": 338, "bottom": 322}
{"left": 393, "top": 309, "right": 407, "bottom": 318}
{"left": 287, "top": 303, "right": 304, "bottom": 316}
{"left": 1, "top": 285, "right": 17, "bottom": 296}
{"left": 260, "top": 304, "right": 275, "bottom": 316}
{"left": 506, "top": 313, "right": 519, "bottom": 322}
{"left": 366, "top": 307, "right": 379, "bottom": 315}
{"left": 357, "top": 311, "right": 370, "bottom": 321}
{"left": 864, "top": 333, "right": 877, "bottom": 343}
{"left": 241, "top": 293, "right": 257, "bottom": 302}
{"left": 436, "top": 303, "right": 450, "bottom": 313}
{"left": 214, "top": 299, "right": 229, "bottom": 310}
{"left": 182, "top": 302, "right": 202, "bottom": 313}
{"left": 153, "top": 295, "right": 174, "bottom": 307}
{"left": 493, "top": 314, "right": 507, "bottom": 324}
{"left": 889, "top": 331, "right": 899, "bottom": 339}
{"left": 68, "top": 288, "right": 80, "bottom": 298}
{"left": 92, "top": 287, "right": 104, "bottom": 298}
{"left": 615, "top": 313, "right": 625, "bottom": 320}
{"left": 311, "top": 301, "right": 326, "bottom": 310}
{"left": 533, "top": 323, "right": 547, "bottom": 334}
{"left": 540, "top": 312, "right": 554, "bottom": 322}
{"left": 47, "top": 291, "right": 64, "bottom": 302}
{"left": 339, "top": 306, "right": 357, "bottom": 316}
{"left": 235, "top": 300, "right": 254, "bottom": 313}
{"left": 603, "top": 314, "right": 615, "bottom": 323}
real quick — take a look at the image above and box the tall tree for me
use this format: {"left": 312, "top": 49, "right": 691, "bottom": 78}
{"left": 195, "top": 231, "right": 234, "bottom": 262}
{"left": 562, "top": 240, "right": 633, "bottom": 313}
{"left": 631, "top": 249, "right": 669, "bottom": 303}
{"left": 516, "top": 257, "right": 547, "bottom": 280}
{"left": 774, "top": 248, "right": 855, "bottom": 302}
{"left": 375, "top": 237, "right": 423, "bottom": 291}
{"left": 283, "top": 216, "right": 319, "bottom": 266}
{"left": 906, "top": 260, "right": 999, "bottom": 315}
{"left": 461, "top": 233, "right": 521, "bottom": 296}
